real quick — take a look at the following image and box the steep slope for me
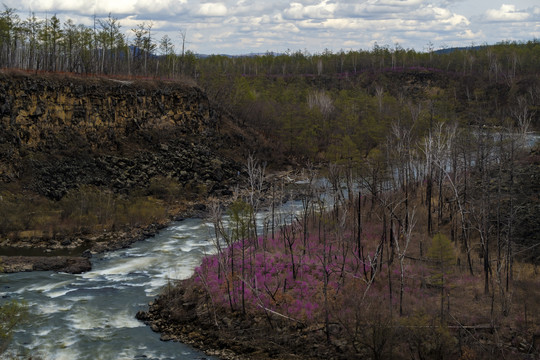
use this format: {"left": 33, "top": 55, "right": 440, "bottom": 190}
{"left": 0, "top": 72, "right": 270, "bottom": 261}
{"left": 0, "top": 72, "right": 247, "bottom": 198}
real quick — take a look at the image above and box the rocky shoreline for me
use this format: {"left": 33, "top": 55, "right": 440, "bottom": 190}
{"left": 136, "top": 279, "right": 352, "bottom": 360}
{"left": 0, "top": 255, "right": 91, "bottom": 274}
{"left": 0, "top": 223, "right": 165, "bottom": 274}
{"left": 0, "top": 170, "right": 303, "bottom": 274}
{"left": 0, "top": 202, "right": 208, "bottom": 274}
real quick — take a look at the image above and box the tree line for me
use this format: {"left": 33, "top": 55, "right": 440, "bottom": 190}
{"left": 0, "top": 7, "right": 195, "bottom": 77}
{"left": 1, "top": 5, "right": 540, "bottom": 81}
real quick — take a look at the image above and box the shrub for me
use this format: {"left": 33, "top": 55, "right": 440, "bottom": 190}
{"left": 147, "top": 176, "right": 182, "bottom": 201}
{"left": 400, "top": 312, "right": 458, "bottom": 360}
{"left": 125, "top": 197, "right": 166, "bottom": 227}
{"left": 0, "top": 298, "right": 28, "bottom": 354}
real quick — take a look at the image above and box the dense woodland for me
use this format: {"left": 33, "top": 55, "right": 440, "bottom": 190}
{"left": 1, "top": 6, "right": 540, "bottom": 359}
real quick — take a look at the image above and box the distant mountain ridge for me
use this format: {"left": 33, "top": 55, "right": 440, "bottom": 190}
{"left": 434, "top": 45, "right": 485, "bottom": 54}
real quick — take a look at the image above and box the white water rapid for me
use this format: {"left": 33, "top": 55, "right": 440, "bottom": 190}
{"left": 1, "top": 219, "right": 220, "bottom": 360}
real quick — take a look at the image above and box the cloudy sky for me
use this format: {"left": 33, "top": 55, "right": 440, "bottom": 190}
{"left": 5, "top": 0, "right": 540, "bottom": 55}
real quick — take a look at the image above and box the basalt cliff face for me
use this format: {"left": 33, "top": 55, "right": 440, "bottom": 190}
{"left": 0, "top": 72, "right": 248, "bottom": 200}
{"left": 0, "top": 72, "right": 268, "bottom": 265}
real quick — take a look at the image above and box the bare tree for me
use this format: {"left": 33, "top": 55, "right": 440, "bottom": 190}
{"left": 246, "top": 154, "right": 266, "bottom": 244}
{"left": 179, "top": 28, "right": 187, "bottom": 74}
{"left": 423, "top": 123, "right": 475, "bottom": 275}
{"left": 375, "top": 85, "right": 384, "bottom": 113}
{"left": 395, "top": 208, "right": 416, "bottom": 316}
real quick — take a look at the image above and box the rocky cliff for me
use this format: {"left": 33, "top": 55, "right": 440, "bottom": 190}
{"left": 0, "top": 72, "right": 249, "bottom": 200}
{"left": 0, "top": 72, "right": 274, "bottom": 262}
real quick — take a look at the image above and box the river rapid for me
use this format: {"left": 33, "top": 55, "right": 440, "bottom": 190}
{"left": 1, "top": 218, "right": 221, "bottom": 360}
{"left": 1, "top": 195, "right": 308, "bottom": 360}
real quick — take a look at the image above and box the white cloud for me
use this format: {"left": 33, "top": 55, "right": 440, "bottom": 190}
{"left": 409, "top": 5, "right": 470, "bottom": 27}
{"left": 197, "top": 3, "right": 228, "bottom": 16}
{"left": 337, "top": 0, "right": 428, "bottom": 18}
{"left": 208, "top": 30, "right": 234, "bottom": 42}
{"left": 12, "top": 0, "right": 189, "bottom": 16}
{"left": 485, "top": 4, "right": 529, "bottom": 22}
{"left": 440, "top": 13, "right": 469, "bottom": 27}
{"left": 376, "top": 0, "right": 424, "bottom": 6}
{"left": 135, "top": 0, "right": 188, "bottom": 15}
{"left": 457, "top": 29, "right": 483, "bottom": 40}
{"left": 284, "top": 1, "right": 336, "bottom": 20}
{"left": 4, "top": 0, "right": 538, "bottom": 55}
{"left": 284, "top": 3, "right": 305, "bottom": 20}
{"left": 270, "top": 22, "right": 301, "bottom": 33}
{"left": 225, "top": 16, "right": 240, "bottom": 25}
{"left": 321, "top": 18, "right": 361, "bottom": 30}
{"left": 343, "top": 40, "right": 362, "bottom": 47}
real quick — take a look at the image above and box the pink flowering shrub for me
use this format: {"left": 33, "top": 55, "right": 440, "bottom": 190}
{"left": 194, "top": 220, "right": 388, "bottom": 323}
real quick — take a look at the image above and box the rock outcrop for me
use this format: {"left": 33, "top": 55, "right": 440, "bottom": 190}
{"left": 0, "top": 72, "right": 248, "bottom": 199}
{"left": 0, "top": 71, "right": 274, "bottom": 270}
{"left": 0, "top": 255, "right": 91, "bottom": 274}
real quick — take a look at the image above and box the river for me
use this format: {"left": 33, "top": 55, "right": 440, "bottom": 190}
{"left": 2, "top": 218, "right": 221, "bottom": 360}
{"left": 1, "top": 196, "right": 308, "bottom": 360}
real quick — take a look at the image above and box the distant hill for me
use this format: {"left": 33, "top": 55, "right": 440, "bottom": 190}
{"left": 434, "top": 45, "right": 485, "bottom": 54}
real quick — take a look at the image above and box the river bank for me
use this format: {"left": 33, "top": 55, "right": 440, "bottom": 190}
{"left": 2, "top": 216, "right": 224, "bottom": 359}
{"left": 0, "top": 255, "right": 91, "bottom": 274}
{"left": 136, "top": 146, "right": 540, "bottom": 360}
{"left": 0, "top": 201, "right": 208, "bottom": 273}
{"left": 0, "top": 71, "right": 278, "bottom": 274}
{"left": 137, "top": 279, "right": 350, "bottom": 360}
{"left": 0, "top": 170, "right": 304, "bottom": 274}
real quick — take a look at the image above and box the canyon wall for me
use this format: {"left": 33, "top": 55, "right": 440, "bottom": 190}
{"left": 0, "top": 72, "right": 246, "bottom": 199}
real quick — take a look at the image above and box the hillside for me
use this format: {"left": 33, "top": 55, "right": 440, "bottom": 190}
{"left": 0, "top": 71, "right": 273, "bottom": 265}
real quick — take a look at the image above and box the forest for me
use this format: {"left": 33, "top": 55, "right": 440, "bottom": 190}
{"left": 1, "top": 6, "right": 540, "bottom": 359}
{"left": 160, "top": 75, "right": 539, "bottom": 358}
{"left": 2, "top": 6, "right": 539, "bottom": 159}
{"left": 149, "top": 68, "right": 540, "bottom": 356}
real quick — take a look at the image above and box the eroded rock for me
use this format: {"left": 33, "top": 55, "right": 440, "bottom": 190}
{"left": 0, "top": 255, "right": 91, "bottom": 274}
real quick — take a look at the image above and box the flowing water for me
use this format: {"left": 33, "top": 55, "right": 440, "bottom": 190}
{"left": 1, "top": 196, "right": 309, "bottom": 360}
{"left": 1, "top": 219, "right": 221, "bottom": 360}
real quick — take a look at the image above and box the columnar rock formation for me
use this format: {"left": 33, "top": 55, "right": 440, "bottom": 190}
{"left": 0, "top": 72, "right": 247, "bottom": 199}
